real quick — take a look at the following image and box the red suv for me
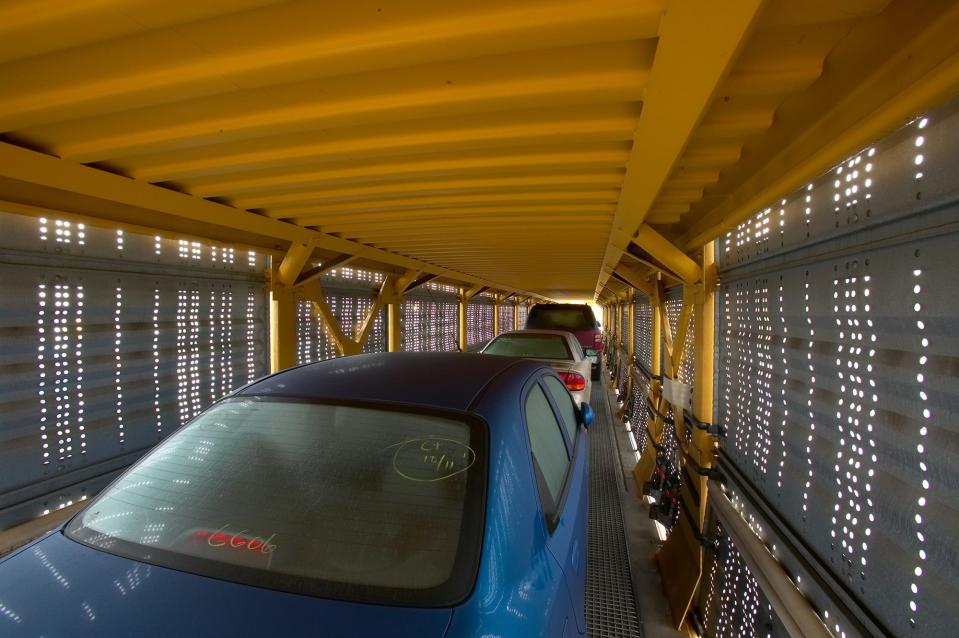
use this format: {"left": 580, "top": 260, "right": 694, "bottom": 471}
{"left": 525, "top": 304, "right": 602, "bottom": 380}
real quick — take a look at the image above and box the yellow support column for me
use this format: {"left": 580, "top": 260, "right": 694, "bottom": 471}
{"left": 656, "top": 244, "right": 717, "bottom": 633}
{"left": 651, "top": 290, "right": 662, "bottom": 378}
{"left": 513, "top": 302, "right": 519, "bottom": 331}
{"left": 270, "top": 240, "right": 314, "bottom": 372}
{"left": 493, "top": 297, "right": 501, "bottom": 336}
{"left": 270, "top": 283, "right": 297, "bottom": 372}
{"left": 693, "top": 241, "right": 717, "bottom": 484}
{"left": 458, "top": 288, "right": 468, "bottom": 352}
{"left": 387, "top": 300, "right": 402, "bottom": 352}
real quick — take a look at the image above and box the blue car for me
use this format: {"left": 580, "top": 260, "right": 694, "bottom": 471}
{"left": 0, "top": 353, "right": 591, "bottom": 636}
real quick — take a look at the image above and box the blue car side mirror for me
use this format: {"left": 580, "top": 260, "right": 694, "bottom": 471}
{"left": 580, "top": 402, "right": 594, "bottom": 429}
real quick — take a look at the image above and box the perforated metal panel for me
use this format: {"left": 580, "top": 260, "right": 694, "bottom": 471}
{"left": 497, "top": 301, "right": 515, "bottom": 334}
{"left": 633, "top": 293, "right": 653, "bottom": 372}
{"left": 517, "top": 303, "right": 529, "bottom": 329}
{"left": 466, "top": 293, "right": 494, "bottom": 347}
{"left": 0, "top": 211, "right": 268, "bottom": 527}
{"left": 666, "top": 286, "right": 695, "bottom": 386}
{"left": 716, "top": 96, "right": 959, "bottom": 636}
{"left": 700, "top": 520, "right": 789, "bottom": 638}
{"left": 401, "top": 283, "right": 459, "bottom": 352}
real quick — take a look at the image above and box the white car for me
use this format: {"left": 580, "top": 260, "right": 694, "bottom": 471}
{"left": 480, "top": 329, "right": 593, "bottom": 405}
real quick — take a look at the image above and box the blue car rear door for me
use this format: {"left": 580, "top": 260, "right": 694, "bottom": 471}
{"left": 536, "top": 374, "right": 589, "bottom": 635}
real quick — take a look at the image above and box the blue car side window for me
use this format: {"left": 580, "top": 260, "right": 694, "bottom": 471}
{"left": 524, "top": 383, "right": 571, "bottom": 522}
{"left": 542, "top": 375, "right": 578, "bottom": 444}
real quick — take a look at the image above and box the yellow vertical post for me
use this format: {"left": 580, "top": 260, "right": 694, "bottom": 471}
{"left": 693, "top": 241, "right": 717, "bottom": 511}
{"left": 614, "top": 302, "right": 621, "bottom": 350}
{"left": 387, "top": 300, "right": 402, "bottom": 352}
{"left": 513, "top": 302, "right": 519, "bottom": 331}
{"left": 270, "top": 283, "right": 296, "bottom": 372}
{"left": 651, "top": 288, "right": 662, "bottom": 378}
{"left": 627, "top": 292, "right": 635, "bottom": 363}
{"left": 493, "top": 297, "right": 501, "bottom": 336}
{"left": 269, "top": 241, "right": 314, "bottom": 373}
{"left": 458, "top": 288, "right": 468, "bottom": 352}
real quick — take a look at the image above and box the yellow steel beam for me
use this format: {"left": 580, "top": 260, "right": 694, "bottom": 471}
{"left": 612, "top": 262, "right": 655, "bottom": 297}
{"left": 634, "top": 224, "right": 703, "bottom": 284}
{"left": 271, "top": 239, "right": 315, "bottom": 371}
{"left": 0, "top": 141, "right": 548, "bottom": 301}
{"left": 596, "top": 0, "right": 764, "bottom": 298}
{"left": 293, "top": 254, "right": 359, "bottom": 287}
{"left": 270, "top": 280, "right": 297, "bottom": 373}
{"left": 0, "top": 0, "right": 663, "bottom": 132}
{"left": 680, "top": 0, "right": 959, "bottom": 250}
{"left": 275, "top": 239, "right": 315, "bottom": 287}
{"left": 49, "top": 40, "right": 654, "bottom": 163}
{"left": 387, "top": 302, "right": 402, "bottom": 353}
{"left": 323, "top": 214, "right": 612, "bottom": 234}
{"left": 300, "top": 279, "right": 358, "bottom": 356}
{"left": 279, "top": 192, "right": 622, "bottom": 220}
{"left": 240, "top": 173, "right": 625, "bottom": 209}
{"left": 292, "top": 203, "right": 618, "bottom": 226}
{"left": 0, "top": 0, "right": 287, "bottom": 67}
{"left": 185, "top": 146, "right": 632, "bottom": 198}
{"left": 130, "top": 103, "right": 642, "bottom": 182}
{"left": 670, "top": 289, "right": 694, "bottom": 375}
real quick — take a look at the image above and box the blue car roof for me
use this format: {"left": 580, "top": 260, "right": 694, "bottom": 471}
{"left": 238, "top": 352, "right": 545, "bottom": 411}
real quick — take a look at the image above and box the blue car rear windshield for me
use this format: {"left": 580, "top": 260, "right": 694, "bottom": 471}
{"left": 66, "top": 397, "right": 487, "bottom": 607}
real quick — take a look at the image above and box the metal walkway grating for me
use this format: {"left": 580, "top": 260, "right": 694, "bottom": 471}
{"left": 585, "top": 383, "right": 642, "bottom": 638}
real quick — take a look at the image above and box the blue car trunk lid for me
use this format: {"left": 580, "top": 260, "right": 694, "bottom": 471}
{"left": 0, "top": 531, "right": 452, "bottom": 637}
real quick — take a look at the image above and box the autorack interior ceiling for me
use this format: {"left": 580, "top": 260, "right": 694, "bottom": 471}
{"left": 1, "top": 1, "right": 959, "bottom": 637}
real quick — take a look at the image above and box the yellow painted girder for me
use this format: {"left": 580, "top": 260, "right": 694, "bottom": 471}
{"left": 633, "top": 224, "right": 702, "bottom": 284}
{"left": 24, "top": 40, "right": 654, "bottom": 163}
{"left": 124, "top": 103, "right": 643, "bottom": 182}
{"left": 0, "top": 140, "right": 548, "bottom": 301}
{"left": 328, "top": 215, "right": 611, "bottom": 234}
{"left": 272, "top": 191, "right": 622, "bottom": 219}
{"left": 183, "top": 145, "right": 631, "bottom": 198}
{"left": 0, "top": 0, "right": 286, "bottom": 66}
{"left": 238, "top": 173, "right": 625, "bottom": 209}
{"left": 595, "top": 0, "right": 764, "bottom": 299}
{"left": 0, "top": 0, "right": 663, "bottom": 132}
{"left": 294, "top": 203, "right": 617, "bottom": 227}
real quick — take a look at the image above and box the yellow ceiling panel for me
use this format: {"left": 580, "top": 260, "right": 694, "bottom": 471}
{"left": 0, "top": 0, "right": 955, "bottom": 301}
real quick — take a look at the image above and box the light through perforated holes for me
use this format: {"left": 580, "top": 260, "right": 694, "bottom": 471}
{"left": 38, "top": 282, "right": 87, "bottom": 463}
{"left": 830, "top": 265, "right": 877, "bottom": 581}
{"left": 802, "top": 271, "right": 817, "bottom": 520}
{"left": 914, "top": 116, "right": 928, "bottom": 182}
{"left": 908, "top": 255, "right": 930, "bottom": 628}
{"left": 246, "top": 288, "right": 257, "bottom": 382}
{"left": 833, "top": 150, "right": 873, "bottom": 226}
{"left": 778, "top": 276, "right": 788, "bottom": 493}
{"left": 153, "top": 289, "right": 162, "bottom": 434}
{"left": 114, "top": 286, "right": 125, "bottom": 444}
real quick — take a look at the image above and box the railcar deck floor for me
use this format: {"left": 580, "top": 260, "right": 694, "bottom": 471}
{"left": 585, "top": 380, "right": 643, "bottom": 638}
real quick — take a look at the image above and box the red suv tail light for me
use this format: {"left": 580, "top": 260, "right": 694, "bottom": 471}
{"left": 593, "top": 333, "right": 603, "bottom": 352}
{"left": 558, "top": 371, "right": 586, "bottom": 392}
